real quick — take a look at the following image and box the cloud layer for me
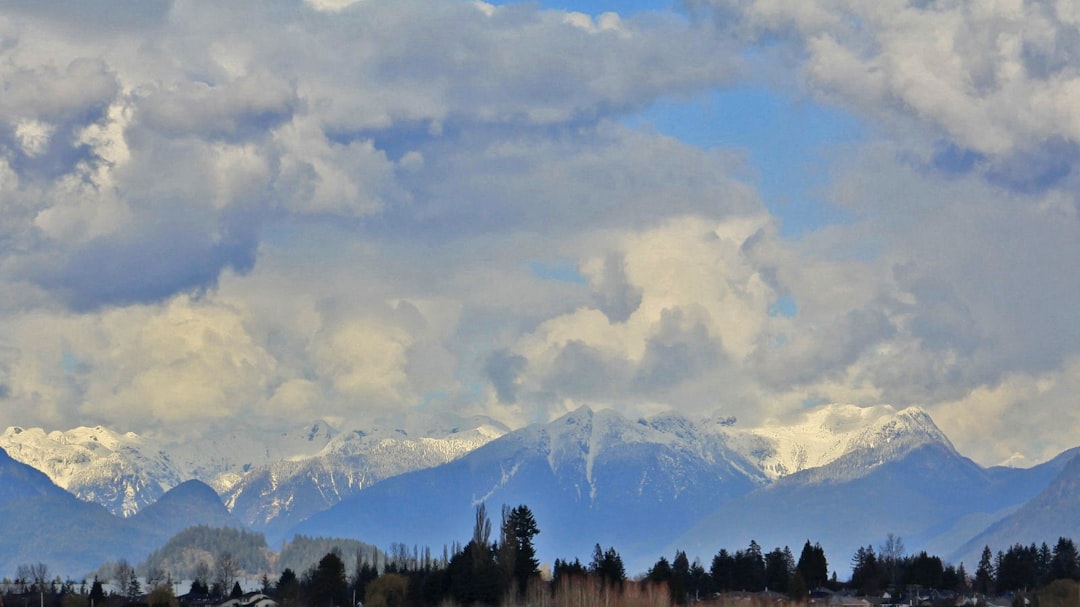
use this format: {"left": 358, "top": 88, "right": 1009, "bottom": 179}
{"left": 0, "top": 0, "right": 1077, "bottom": 467}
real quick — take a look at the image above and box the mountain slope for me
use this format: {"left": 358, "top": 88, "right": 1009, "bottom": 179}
{"left": 131, "top": 480, "right": 243, "bottom": 543}
{"left": 0, "top": 446, "right": 133, "bottom": 577}
{"left": 0, "top": 426, "right": 180, "bottom": 516}
{"left": 290, "top": 407, "right": 767, "bottom": 573}
{"left": 0, "top": 447, "right": 247, "bottom": 578}
{"left": 668, "top": 408, "right": 1063, "bottom": 575}
{"left": 223, "top": 423, "right": 505, "bottom": 541}
{"left": 951, "top": 453, "right": 1080, "bottom": 566}
{"left": 0, "top": 421, "right": 342, "bottom": 517}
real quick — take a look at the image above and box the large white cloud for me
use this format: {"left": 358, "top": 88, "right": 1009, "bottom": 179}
{"left": 692, "top": 0, "right": 1080, "bottom": 156}
{"left": 0, "top": 0, "right": 1077, "bottom": 468}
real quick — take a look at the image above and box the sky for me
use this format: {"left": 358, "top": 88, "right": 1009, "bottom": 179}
{"left": 0, "top": 0, "right": 1079, "bottom": 468}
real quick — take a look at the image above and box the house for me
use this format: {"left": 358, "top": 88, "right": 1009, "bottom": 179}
{"left": 216, "top": 593, "right": 278, "bottom": 607}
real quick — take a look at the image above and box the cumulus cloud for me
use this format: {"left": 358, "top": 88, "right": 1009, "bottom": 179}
{"left": 0, "top": 0, "right": 1076, "bottom": 467}
{"left": 693, "top": 0, "right": 1080, "bottom": 153}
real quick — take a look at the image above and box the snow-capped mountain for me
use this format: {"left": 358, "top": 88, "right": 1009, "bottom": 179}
{"left": 0, "top": 421, "right": 342, "bottom": 517}
{"left": 292, "top": 407, "right": 769, "bottom": 573}
{"left": 0, "top": 418, "right": 504, "bottom": 522}
{"left": 224, "top": 423, "right": 506, "bottom": 539}
{"left": 3, "top": 404, "right": 1079, "bottom": 579}
{"left": 724, "top": 404, "right": 950, "bottom": 481}
{"left": 0, "top": 425, "right": 181, "bottom": 517}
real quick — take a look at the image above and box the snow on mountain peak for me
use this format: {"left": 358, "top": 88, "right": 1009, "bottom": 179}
{"left": 725, "top": 404, "right": 950, "bottom": 481}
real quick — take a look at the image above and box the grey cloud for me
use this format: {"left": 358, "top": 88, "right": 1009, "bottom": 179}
{"left": 132, "top": 74, "right": 299, "bottom": 142}
{"left": 28, "top": 212, "right": 259, "bottom": 311}
{"left": 751, "top": 306, "right": 896, "bottom": 389}
{"left": 543, "top": 340, "right": 632, "bottom": 401}
{"left": 0, "top": 0, "right": 172, "bottom": 32}
{"left": 590, "top": 253, "right": 643, "bottom": 323}
{"left": 0, "top": 58, "right": 118, "bottom": 124}
{"left": 632, "top": 308, "right": 721, "bottom": 394}
{"left": 0, "top": 0, "right": 748, "bottom": 315}
{"left": 370, "top": 125, "right": 760, "bottom": 239}
{"left": 484, "top": 350, "right": 528, "bottom": 404}
{"left": 693, "top": 0, "right": 1080, "bottom": 172}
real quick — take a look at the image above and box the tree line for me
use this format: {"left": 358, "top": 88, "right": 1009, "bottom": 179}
{"left": 6, "top": 506, "right": 1080, "bottom": 607}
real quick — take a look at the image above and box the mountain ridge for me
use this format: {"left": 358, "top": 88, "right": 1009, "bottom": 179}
{"left": 3, "top": 406, "right": 1079, "bottom": 580}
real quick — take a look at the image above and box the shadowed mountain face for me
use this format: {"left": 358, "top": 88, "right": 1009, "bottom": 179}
{"left": 0, "top": 450, "right": 245, "bottom": 578}
{"left": 290, "top": 406, "right": 1076, "bottom": 575}
{"left": 951, "top": 453, "right": 1080, "bottom": 566}
{"left": 292, "top": 407, "right": 768, "bottom": 572}
{"left": 3, "top": 409, "right": 1080, "bottom": 579}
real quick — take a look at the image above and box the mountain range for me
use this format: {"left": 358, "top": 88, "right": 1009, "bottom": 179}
{"left": 1, "top": 405, "right": 1078, "bottom": 579}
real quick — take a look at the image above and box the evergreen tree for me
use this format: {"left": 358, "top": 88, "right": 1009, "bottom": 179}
{"left": 276, "top": 569, "right": 300, "bottom": 605}
{"left": 851, "top": 545, "right": 881, "bottom": 595}
{"left": 589, "top": 545, "right": 626, "bottom": 588}
{"left": 689, "top": 558, "right": 710, "bottom": 601}
{"left": 906, "top": 552, "right": 943, "bottom": 589}
{"left": 976, "top": 546, "right": 995, "bottom": 595}
{"left": 351, "top": 555, "right": 379, "bottom": 604}
{"left": 552, "top": 558, "right": 587, "bottom": 585}
{"left": 797, "top": 541, "right": 828, "bottom": 590}
{"left": 89, "top": 578, "right": 106, "bottom": 604}
{"left": 446, "top": 540, "right": 501, "bottom": 606}
{"left": 501, "top": 505, "right": 540, "bottom": 596}
{"left": 230, "top": 582, "right": 243, "bottom": 599}
{"left": 789, "top": 570, "right": 808, "bottom": 601}
{"left": 764, "top": 547, "right": 792, "bottom": 593}
{"left": 711, "top": 549, "right": 735, "bottom": 592}
{"left": 673, "top": 551, "right": 692, "bottom": 604}
{"left": 733, "top": 541, "right": 765, "bottom": 591}
{"left": 308, "top": 552, "right": 349, "bottom": 607}
{"left": 996, "top": 544, "right": 1039, "bottom": 593}
{"left": 1050, "top": 537, "right": 1080, "bottom": 582}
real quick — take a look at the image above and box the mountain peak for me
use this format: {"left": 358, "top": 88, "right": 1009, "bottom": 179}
{"left": 724, "top": 404, "right": 954, "bottom": 481}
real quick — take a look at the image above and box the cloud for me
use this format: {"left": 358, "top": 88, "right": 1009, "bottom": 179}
{"left": 0, "top": 0, "right": 1077, "bottom": 468}
{"left": 0, "top": 295, "right": 275, "bottom": 431}
{"left": 691, "top": 0, "right": 1080, "bottom": 178}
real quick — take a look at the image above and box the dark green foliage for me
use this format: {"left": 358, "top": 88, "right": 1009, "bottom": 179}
{"left": 941, "top": 564, "right": 963, "bottom": 593}
{"left": 647, "top": 556, "right": 672, "bottom": 584}
{"left": 997, "top": 544, "right": 1041, "bottom": 592}
{"left": 278, "top": 536, "right": 380, "bottom": 579}
{"left": 500, "top": 505, "right": 540, "bottom": 596}
{"left": 1050, "top": 537, "right": 1080, "bottom": 581}
{"left": 649, "top": 550, "right": 706, "bottom": 604}
{"left": 765, "top": 547, "right": 795, "bottom": 593}
{"left": 796, "top": 541, "right": 828, "bottom": 590}
{"left": 189, "top": 579, "right": 209, "bottom": 595}
{"left": 552, "top": 557, "right": 587, "bottom": 584}
{"left": 89, "top": 577, "right": 106, "bottom": 602}
{"left": 850, "top": 545, "right": 880, "bottom": 595}
{"left": 351, "top": 556, "right": 379, "bottom": 603}
{"left": 230, "top": 582, "right": 243, "bottom": 598}
{"left": 905, "top": 551, "right": 944, "bottom": 588}
{"left": 733, "top": 541, "right": 766, "bottom": 591}
{"left": 588, "top": 544, "right": 626, "bottom": 588}
{"left": 446, "top": 540, "right": 501, "bottom": 607}
{"left": 710, "top": 549, "right": 735, "bottom": 592}
{"left": 976, "top": 545, "right": 996, "bottom": 594}
{"left": 305, "top": 552, "right": 349, "bottom": 607}
{"left": 788, "top": 569, "right": 808, "bottom": 600}
{"left": 140, "top": 526, "right": 269, "bottom": 582}
{"left": 275, "top": 568, "right": 300, "bottom": 605}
